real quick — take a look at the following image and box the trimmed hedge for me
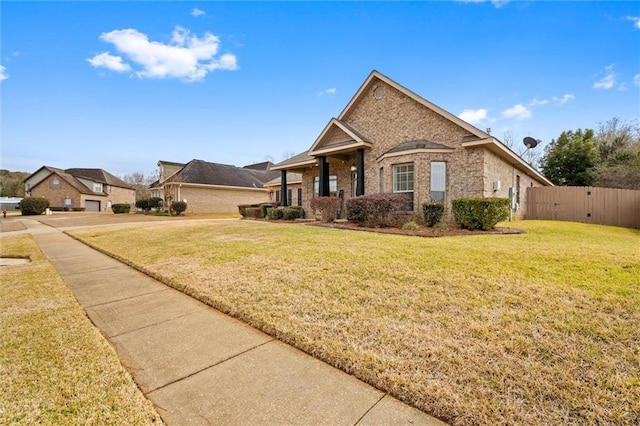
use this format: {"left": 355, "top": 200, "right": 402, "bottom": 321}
{"left": 171, "top": 201, "right": 187, "bottom": 216}
{"left": 452, "top": 197, "right": 510, "bottom": 230}
{"left": 149, "top": 197, "right": 163, "bottom": 210}
{"left": 310, "top": 197, "right": 341, "bottom": 223}
{"left": 345, "top": 193, "right": 408, "bottom": 227}
{"left": 245, "top": 207, "right": 262, "bottom": 219}
{"left": 112, "top": 203, "right": 131, "bottom": 214}
{"left": 20, "top": 197, "right": 49, "bottom": 216}
{"left": 422, "top": 202, "right": 445, "bottom": 227}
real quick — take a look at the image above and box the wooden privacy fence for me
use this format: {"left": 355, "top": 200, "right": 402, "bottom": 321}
{"left": 526, "top": 186, "right": 640, "bottom": 229}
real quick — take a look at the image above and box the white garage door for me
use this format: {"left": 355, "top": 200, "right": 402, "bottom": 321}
{"left": 85, "top": 200, "right": 100, "bottom": 212}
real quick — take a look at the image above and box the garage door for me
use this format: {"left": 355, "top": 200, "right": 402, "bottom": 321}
{"left": 85, "top": 200, "right": 100, "bottom": 212}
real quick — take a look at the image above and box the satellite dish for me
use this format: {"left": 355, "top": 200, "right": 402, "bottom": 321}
{"left": 523, "top": 136, "right": 538, "bottom": 149}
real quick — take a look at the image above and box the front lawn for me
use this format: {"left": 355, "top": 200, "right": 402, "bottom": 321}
{"left": 69, "top": 220, "right": 640, "bottom": 425}
{"left": 0, "top": 235, "right": 161, "bottom": 425}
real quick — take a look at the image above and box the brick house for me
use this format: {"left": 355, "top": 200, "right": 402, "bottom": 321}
{"left": 24, "top": 166, "right": 135, "bottom": 211}
{"left": 271, "top": 70, "right": 552, "bottom": 220}
{"left": 264, "top": 172, "right": 303, "bottom": 207}
{"left": 148, "top": 159, "right": 279, "bottom": 214}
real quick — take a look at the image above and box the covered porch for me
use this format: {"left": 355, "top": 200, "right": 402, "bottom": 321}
{"left": 271, "top": 119, "right": 372, "bottom": 212}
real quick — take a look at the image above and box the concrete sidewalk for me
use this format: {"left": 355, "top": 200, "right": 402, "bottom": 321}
{"left": 20, "top": 219, "right": 445, "bottom": 425}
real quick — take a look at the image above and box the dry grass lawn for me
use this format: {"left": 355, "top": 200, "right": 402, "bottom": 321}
{"left": 69, "top": 220, "right": 640, "bottom": 425}
{"left": 0, "top": 235, "right": 161, "bottom": 425}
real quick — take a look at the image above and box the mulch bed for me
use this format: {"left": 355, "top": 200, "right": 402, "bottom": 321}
{"left": 309, "top": 221, "right": 525, "bottom": 237}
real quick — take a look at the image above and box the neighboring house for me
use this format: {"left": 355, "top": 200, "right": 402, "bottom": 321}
{"left": 264, "top": 172, "right": 303, "bottom": 207}
{"left": 271, "top": 70, "right": 552, "bottom": 220}
{"left": 148, "top": 159, "right": 279, "bottom": 214}
{"left": 24, "top": 166, "right": 135, "bottom": 211}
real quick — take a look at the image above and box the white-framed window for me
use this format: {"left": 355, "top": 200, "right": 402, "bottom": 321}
{"left": 393, "top": 163, "right": 414, "bottom": 209}
{"left": 93, "top": 183, "right": 103, "bottom": 192}
{"left": 430, "top": 162, "right": 446, "bottom": 202}
{"left": 51, "top": 178, "right": 61, "bottom": 189}
{"left": 314, "top": 175, "right": 337, "bottom": 197}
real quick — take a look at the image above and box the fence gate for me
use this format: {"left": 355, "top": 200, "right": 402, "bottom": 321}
{"left": 526, "top": 186, "right": 640, "bottom": 229}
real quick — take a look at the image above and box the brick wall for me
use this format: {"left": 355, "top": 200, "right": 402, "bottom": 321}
{"left": 29, "top": 174, "right": 85, "bottom": 209}
{"left": 168, "top": 184, "right": 271, "bottom": 214}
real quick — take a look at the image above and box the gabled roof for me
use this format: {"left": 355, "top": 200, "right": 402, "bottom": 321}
{"left": 243, "top": 161, "right": 274, "bottom": 171}
{"left": 65, "top": 168, "right": 134, "bottom": 189}
{"left": 270, "top": 151, "right": 316, "bottom": 171}
{"left": 163, "top": 159, "right": 279, "bottom": 188}
{"left": 158, "top": 160, "right": 186, "bottom": 167}
{"left": 25, "top": 165, "right": 134, "bottom": 195}
{"left": 308, "top": 118, "right": 373, "bottom": 156}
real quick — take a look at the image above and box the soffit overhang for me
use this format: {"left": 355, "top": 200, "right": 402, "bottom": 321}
{"left": 462, "top": 138, "right": 553, "bottom": 186}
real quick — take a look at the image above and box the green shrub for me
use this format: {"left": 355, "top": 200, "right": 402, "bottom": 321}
{"left": 245, "top": 207, "right": 262, "bottom": 219}
{"left": 171, "top": 201, "right": 187, "bottom": 216}
{"left": 238, "top": 204, "right": 254, "bottom": 218}
{"left": 310, "top": 197, "right": 341, "bottom": 222}
{"left": 283, "top": 206, "right": 303, "bottom": 220}
{"left": 422, "top": 202, "right": 445, "bottom": 227}
{"left": 402, "top": 220, "right": 420, "bottom": 231}
{"left": 135, "top": 199, "right": 150, "bottom": 212}
{"left": 20, "top": 197, "right": 49, "bottom": 215}
{"left": 452, "top": 197, "right": 510, "bottom": 230}
{"left": 258, "top": 203, "right": 279, "bottom": 218}
{"left": 266, "top": 207, "right": 284, "bottom": 220}
{"left": 112, "top": 203, "right": 131, "bottom": 214}
{"left": 345, "top": 193, "right": 408, "bottom": 227}
{"left": 149, "top": 197, "right": 163, "bottom": 210}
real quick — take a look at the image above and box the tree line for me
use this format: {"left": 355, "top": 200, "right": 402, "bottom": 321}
{"left": 539, "top": 117, "right": 640, "bottom": 189}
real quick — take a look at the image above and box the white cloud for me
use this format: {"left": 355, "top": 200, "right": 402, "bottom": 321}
{"left": 87, "top": 26, "right": 237, "bottom": 82}
{"left": 634, "top": 74, "right": 640, "bottom": 87}
{"left": 502, "top": 104, "right": 532, "bottom": 120}
{"left": 457, "top": 0, "right": 509, "bottom": 8}
{"left": 317, "top": 87, "right": 336, "bottom": 96}
{"left": 86, "top": 52, "right": 132, "bottom": 72}
{"left": 0, "top": 64, "right": 8, "bottom": 81}
{"left": 528, "top": 97, "right": 550, "bottom": 107}
{"left": 191, "top": 8, "right": 206, "bottom": 17}
{"left": 552, "top": 93, "right": 575, "bottom": 104}
{"left": 458, "top": 108, "right": 488, "bottom": 124}
{"left": 593, "top": 64, "right": 617, "bottom": 89}
{"left": 627, "top": 16, "right": 640, "bottom": 29}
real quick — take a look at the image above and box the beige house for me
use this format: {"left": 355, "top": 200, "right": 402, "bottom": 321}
{"left": 148, "top": 159, "right": 279, "bottom": 214}
{"left": 272, "top": 70, "right": 552, "bottom": 220}
{"left": 24, "top": 166, "right": 135, "bottom": 211}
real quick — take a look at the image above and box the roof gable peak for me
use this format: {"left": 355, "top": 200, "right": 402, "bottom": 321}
{"left": 338, "top": 70, "right": 488, "bottom": 140}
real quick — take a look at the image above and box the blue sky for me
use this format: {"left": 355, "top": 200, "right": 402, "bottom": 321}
{"left": 2, "top": 1, "right": 639, "bottom": 178}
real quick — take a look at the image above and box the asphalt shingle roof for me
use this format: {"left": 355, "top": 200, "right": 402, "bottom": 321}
{"left": 164, "top": 159, "right": 279, "bottom": 188}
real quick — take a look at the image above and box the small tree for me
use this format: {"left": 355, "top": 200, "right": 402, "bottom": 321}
{"left": 540, "top": 129, "right": 600, "bottom": 186}
{"left": 171, "top": 201, "right": 187, "bottom": 216}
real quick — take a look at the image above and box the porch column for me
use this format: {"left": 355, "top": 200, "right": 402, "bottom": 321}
{"left": 280, "top": 170, "right": 288, "bottom": 206}
{"left": 319, "top": 156, "right": 330, "bottom": 197}
{"left": 356, "top": 148, "right": 365, "bottom": 196}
